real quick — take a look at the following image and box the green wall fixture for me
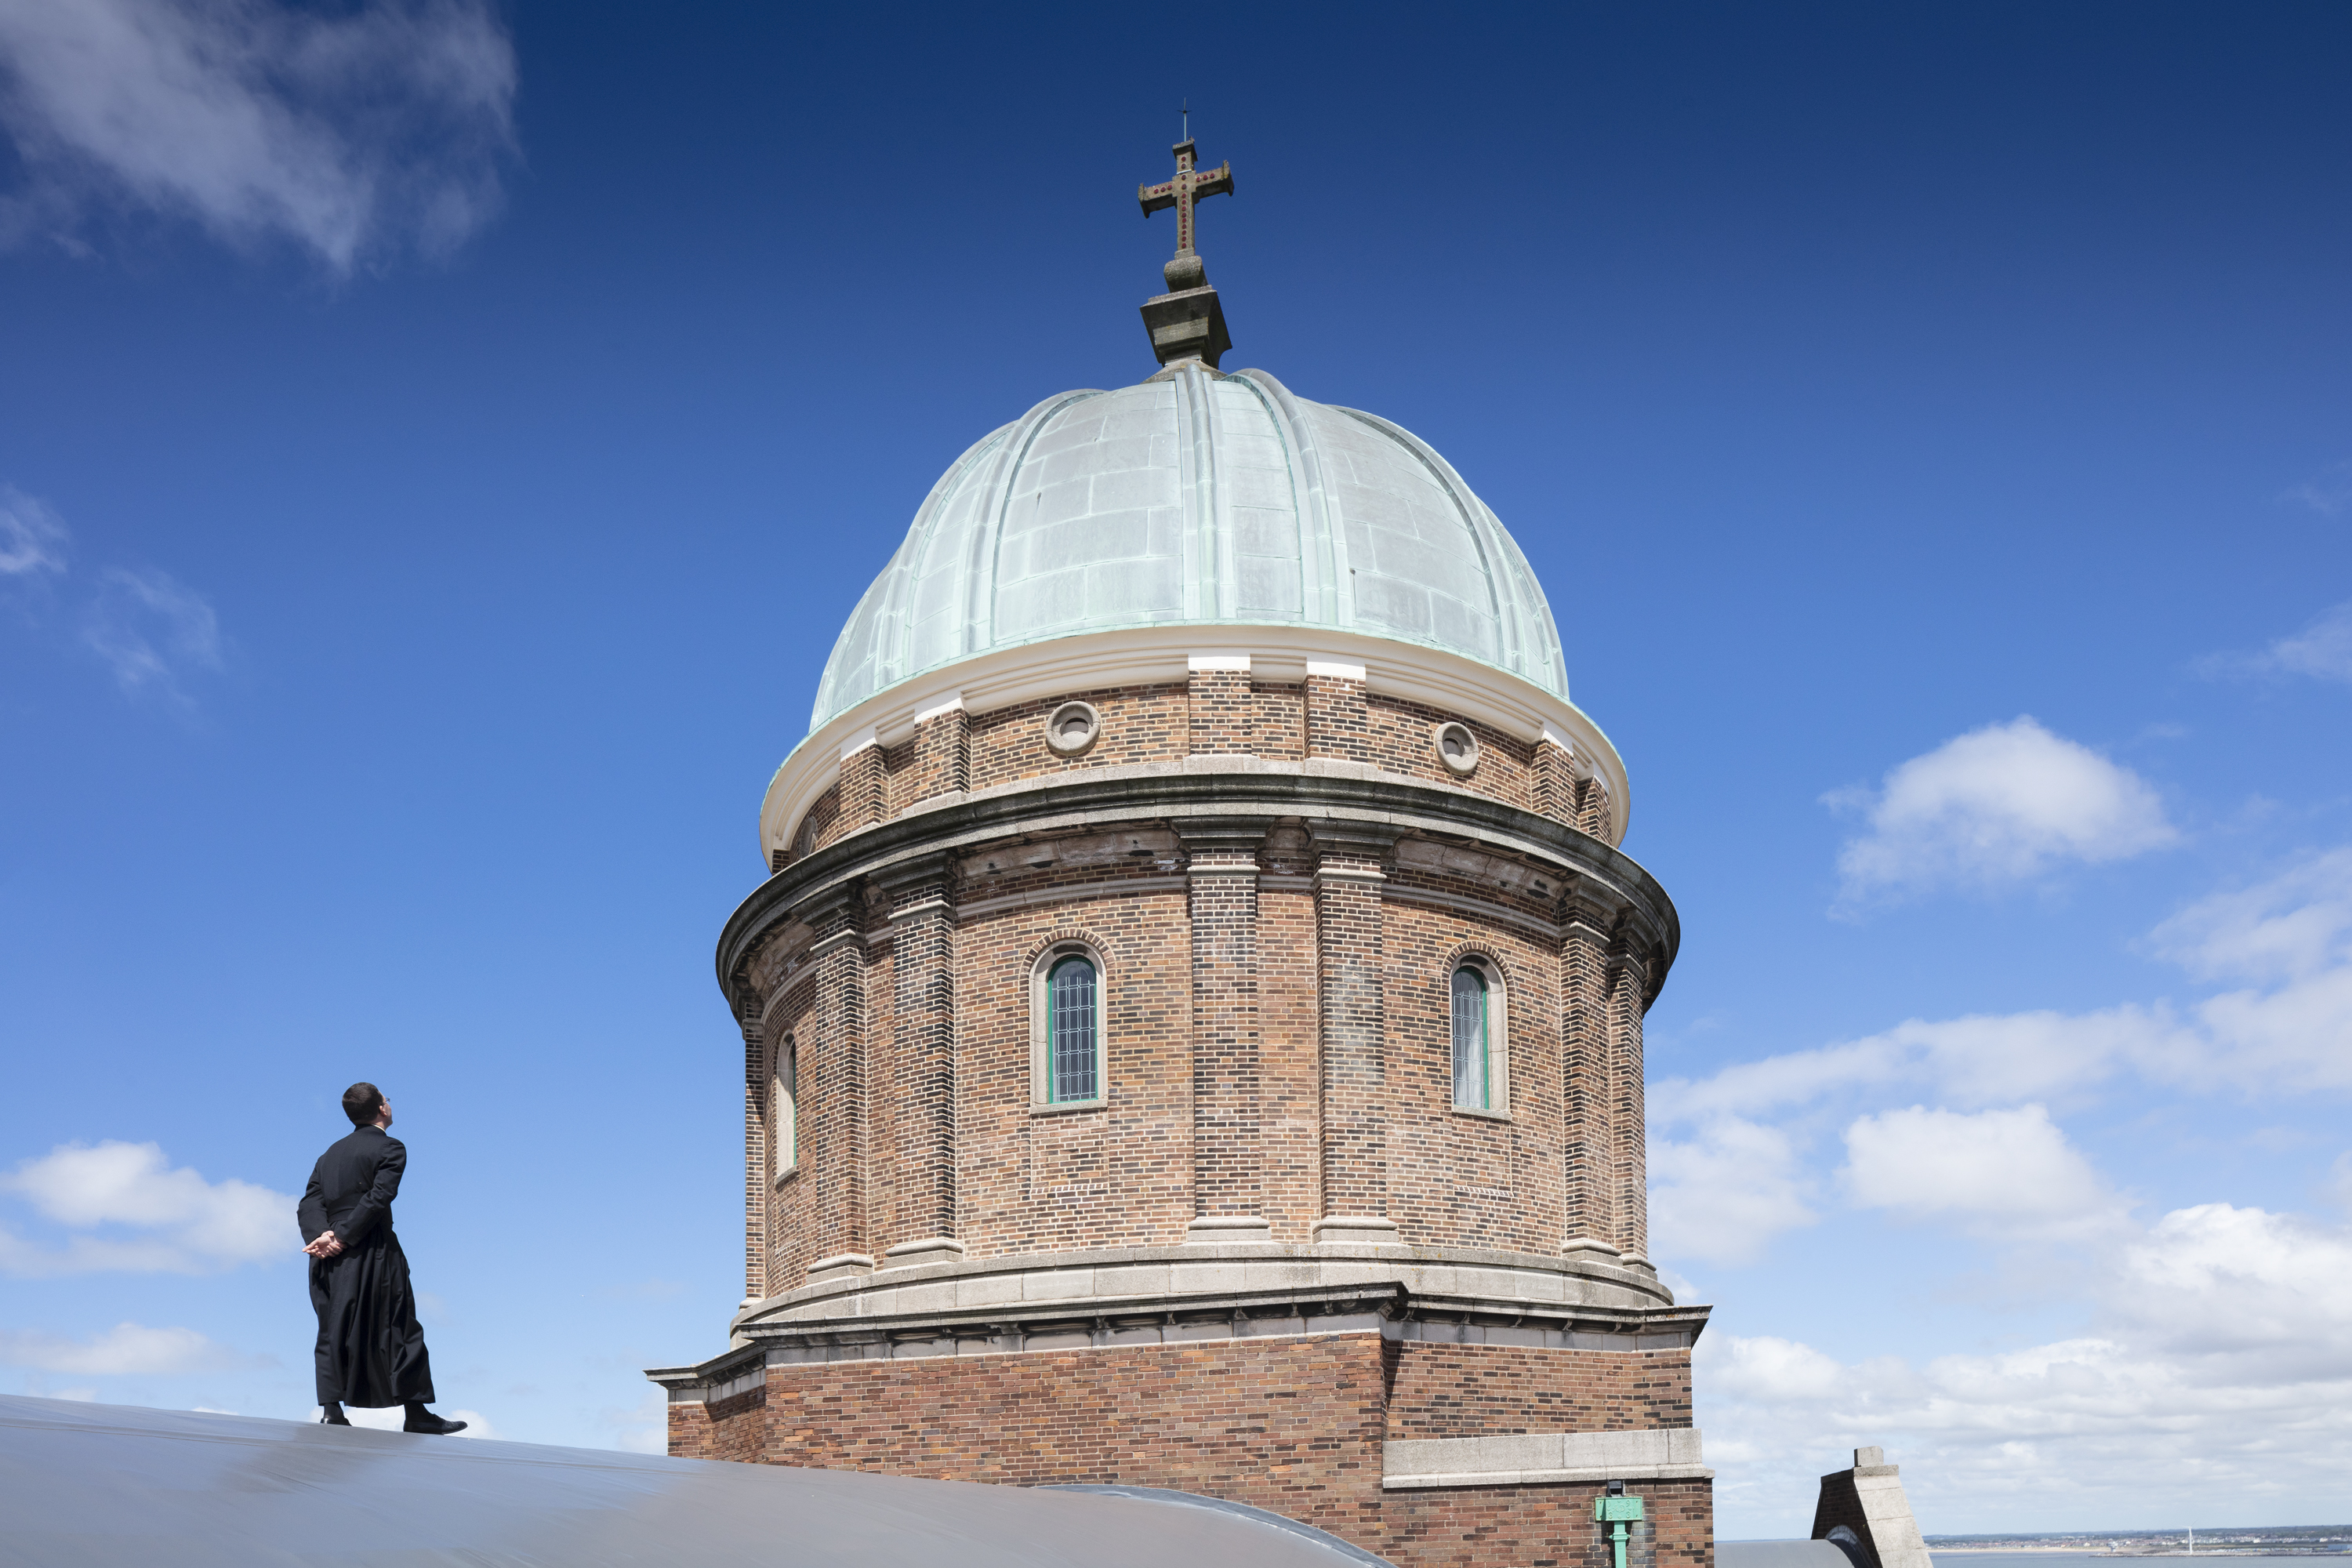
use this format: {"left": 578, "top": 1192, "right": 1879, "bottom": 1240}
{"left": 1596, "top": 1490, "right": 1646, "bottom": 1568}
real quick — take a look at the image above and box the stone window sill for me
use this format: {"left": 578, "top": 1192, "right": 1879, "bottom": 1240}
{"left": 1450, "top": 1105, "right": 1512, "bottom": 1123}
{"left": 1029, "top": 1098, "right": 1106, "bottom": 1116}
{"left": 771, "top": 1163, "right": 801, "bottom": 1189}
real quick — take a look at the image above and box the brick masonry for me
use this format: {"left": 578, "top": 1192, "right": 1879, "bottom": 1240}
{"left": 695, "top": 661, "right": 1693, "bottom": 1568}
{"left": 670, "top": 1334, "right": 1711, "bottom": 1568}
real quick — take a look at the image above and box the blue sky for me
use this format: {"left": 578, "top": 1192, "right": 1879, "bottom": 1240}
{"left": 2, "top": 0, "right": 2348, "bottom": 1539}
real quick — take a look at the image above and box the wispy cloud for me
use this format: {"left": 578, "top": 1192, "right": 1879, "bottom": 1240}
{"left": 0, "top": 486, "right": 68, "bottom": 575}
{"left": 2200, "top": 600, "right": 2352, "bottom": 687}
{"left": 1826, "top": 717, "right": 2176, "bottom": 909}
{"left": 0, "top": 0, "right": 517, "bottom": 274}
{"left": 81, "top": 565, "right": 221, "bottom": 696}
{"left": 0, "top": 1321, "right": 260, "bottom": 1375}
{"left": 2281, "top": 462, "right": 2352, "bottom": 517}
{"left": 0, "top": 1141, "right": 297, "bottom": 1276}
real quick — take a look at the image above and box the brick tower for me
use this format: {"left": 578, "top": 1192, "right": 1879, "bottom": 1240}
{"left": 649, "top": 136, "right": 1711, "bottom": 1568}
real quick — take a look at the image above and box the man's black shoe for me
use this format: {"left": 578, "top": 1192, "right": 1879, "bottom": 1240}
{"left": 402, "top": 1412, "right": 466, "bottom": 1436}
{"left": 319, "top": 1412, "right": 350, "bottom": 1426}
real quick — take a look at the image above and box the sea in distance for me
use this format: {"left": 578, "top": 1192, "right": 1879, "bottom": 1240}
{"left": 1932, "top": 1555, "right": 2345, "bottom": 1565}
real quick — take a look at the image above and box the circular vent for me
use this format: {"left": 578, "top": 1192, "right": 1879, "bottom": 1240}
{"left": 1045, "top": 701, "right": 1102, "bottom": 757}
{"left": 1434, "top": 720, "right": 1479, "bottom": 776}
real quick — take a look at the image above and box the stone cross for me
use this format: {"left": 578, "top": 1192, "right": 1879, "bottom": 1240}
{"left": 1138, "top": 139, "right": 1233, "bottom": 260}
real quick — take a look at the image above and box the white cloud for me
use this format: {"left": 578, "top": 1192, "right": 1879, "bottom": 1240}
{"left": 0, "top": 0, "right": 517, "bottom": 273}
{"left": 1699, "top": 1200, "right": 2352, "bottom": 1534}
{"left": 82, "top": 565, "right": 221, "bottom": 695}
{"left": 0, "top": 485, "right": 67, "bottom": 575}
{"left": 1650, "top": 1116, "right": 1817, "bottom": 1267}
{"left": 1828, "top": 717, "right": 2176, "bottom": 906}
{"left": 0, "top": 1321, "right": 256, "bottom": 1374}
{"left": 2153, "top": 847, "right": 2352, "bottom": 985}
{"left": 0, "top": 1140, "right": 297, "bottom": 1275}
{"left": 1650, "top": 1006, "right": 2185, "bottom": 1127}
{"left": 1842, "top": 1105, "right": 2118, "bottom": 1234}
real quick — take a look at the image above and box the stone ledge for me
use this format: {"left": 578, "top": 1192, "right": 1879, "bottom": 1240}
{"left": 1383, "top": 1463, "right": 1715, "bottom": 1490}
{"left": 1384, "top": 1427, "right": 1709, "bottom": 1490}
{"left": 732, "top": 1240, "right": 1680, "bottom": 1333}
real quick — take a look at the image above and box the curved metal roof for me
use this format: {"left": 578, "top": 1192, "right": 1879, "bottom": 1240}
{"left": 812, "top": 361, "right": 1570, "bottom": 732}
{"left": 0, "top": 1395, "right": 1391, "bottom": 1568}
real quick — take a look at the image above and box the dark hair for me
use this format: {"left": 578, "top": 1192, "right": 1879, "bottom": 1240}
{"left": 342, "top": 1083, "right": 385, "bottom": 1126}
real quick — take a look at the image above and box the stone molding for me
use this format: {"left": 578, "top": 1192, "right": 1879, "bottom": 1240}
{"left": 730, "top": 1239, "right": 1680, "bottom": 1333}
{"left": 1383, "top": 1427, "right": 1710, "bottom": 1490}
{"left": 721, "top": 763, "right": 1679, "bottom": 1012}
{"left": 650, "top": 1269, "right": 1708, "bottom": 1401}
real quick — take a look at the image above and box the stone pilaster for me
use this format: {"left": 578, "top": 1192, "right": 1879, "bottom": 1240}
{"left": 879, "top": 854, "right": 958, "bottom": 1259}
{"left": 1303, "top": 664, "right": 1371, "bottom": 762}
{"left": 906, "top": 702, "right": 970, "bottom": 807}
{"left": 1559, "top": 899, "right": 1616, "bottom": 1255}
{"left": 803, "top": 885, "right": 873, "bottom": 1276}
{"left": 739, "top": 997, "right": 766, "bottom": 1301}
{"left": 1577, "top": 774, "right": 1615, "bottom": 843}
{"left": 1308, "top": 819, "right": 1402, "bottom": 1240}
{"left": 1187, "top": 659, "right": 1256, "bottom": 754}
{"left": 840, "top": 739, "right": 886, "bottom": 832}
{"left": 1534, "top": 734, "right": 1584, "bottom": 828}
{"left": 1609, "top": 932, "right": 1650, "bottom": 1260}
{"left": 1177, "top": 818, "right": 1271, "bottom": 1221}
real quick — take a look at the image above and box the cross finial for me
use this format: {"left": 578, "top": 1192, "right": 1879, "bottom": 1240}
{"left": 1133, "top": 129, "right": 1236, "bottom": 370}
{"left": 1137, "top": 131, "right": 1233, "bottom": 292}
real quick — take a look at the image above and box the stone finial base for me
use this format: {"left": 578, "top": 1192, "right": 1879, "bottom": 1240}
{"left": 1812, "top": 1446, "right": 1933, "bottom": 1568}
{"left": 1141, "top": 284, "right": 1232, "bottom": 368}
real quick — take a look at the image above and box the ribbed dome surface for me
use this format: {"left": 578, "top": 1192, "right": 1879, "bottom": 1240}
{"left": 811, "top": 361, "right": 1568, "bottom": 732}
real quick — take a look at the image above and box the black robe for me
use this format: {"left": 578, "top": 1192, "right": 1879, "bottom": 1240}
{"left": 296, "top": 1124, "right": 436, "bottom": 1407}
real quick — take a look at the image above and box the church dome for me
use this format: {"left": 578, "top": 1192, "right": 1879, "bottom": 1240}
{"left": 810, "top": 361, "right": 1570, "bottom": 733}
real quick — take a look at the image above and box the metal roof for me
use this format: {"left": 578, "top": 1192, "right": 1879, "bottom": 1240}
{"left": 0, "top": 1395, "right": 1391, "bottom": 1568}
{"left": 811, "top": 361, "right": 1570, "bottom": 732}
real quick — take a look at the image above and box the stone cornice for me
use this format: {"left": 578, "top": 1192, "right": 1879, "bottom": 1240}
{"left": 718, "top": 760, "right": 1679, "bottom": 1010}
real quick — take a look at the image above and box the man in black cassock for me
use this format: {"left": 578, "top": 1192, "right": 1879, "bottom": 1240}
{"left": 297, "top": 1082, "right": 466, "bottom": 1434}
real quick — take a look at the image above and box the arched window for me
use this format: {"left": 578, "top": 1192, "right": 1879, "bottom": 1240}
{"left": 773, "top": 1036, "right": 798, "bottom": 1174}
{"left": 1450, "top": 959, "right": 1508, "bottom": 1114}
{"left": 1451, "top": 966, "right": 1490, "bottom": 1109}
{"left": 1047, "top": 956, "right": 1098, "bottom": 1103}
{"left": 1030, "top": 942, "right": 1107, "bottom": 1109}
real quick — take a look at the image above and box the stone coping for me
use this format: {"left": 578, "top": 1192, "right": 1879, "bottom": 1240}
{"left": 732, "top": 1240, "right": 1676, "bottom": 1331}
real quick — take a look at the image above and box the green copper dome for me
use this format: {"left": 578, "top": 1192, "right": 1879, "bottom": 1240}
{"left": 811, "top": 361, "right": 1570, "bottom": 732}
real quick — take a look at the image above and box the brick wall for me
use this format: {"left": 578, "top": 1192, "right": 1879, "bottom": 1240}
{"left": 791, "top": 672, "right": 1606, "bottom": 861}
{"left": 1385, "top": 1345, "right": 1693, "bottom": 1438}
{"left": 748, "top": 839, "right": 1651, "bottom": 1287}
{"left": 686, "top": 1337, "right": 1711, "bottom": 1568}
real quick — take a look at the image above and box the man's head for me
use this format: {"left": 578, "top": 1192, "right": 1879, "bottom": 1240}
{"left": 341, "top": 1083, "right": 388, "bottom": 1127}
